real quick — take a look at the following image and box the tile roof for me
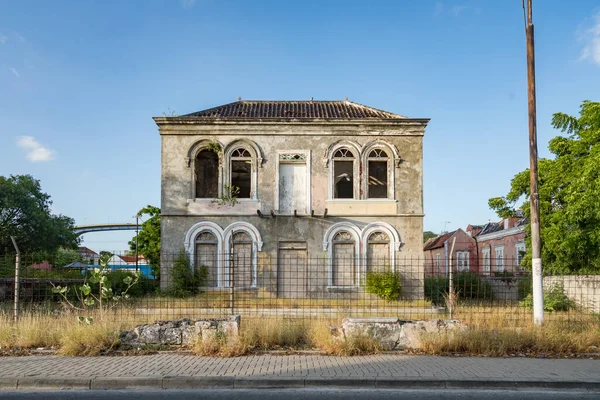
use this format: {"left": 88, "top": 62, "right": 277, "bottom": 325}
{"left": 78, "top": 246, "right": 98, "bottom": 255}
{"left": 423, "top": 230, "right": 456, "bottom": 251}
{"left": 181, "top": 100, "right": 407, "bottom": 120}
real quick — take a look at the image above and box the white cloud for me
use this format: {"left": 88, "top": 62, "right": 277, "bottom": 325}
{"left": 181, "top": 0, "right": 196, "bottom": 9}
{"left": 9, "top": 67, "right": 19, "bottom": 78}
{"left": 16, "top": 136, "right": 55, "bottom": 162}
{"left": 579, "top": 12, "right": 600, "bottom": 65}
{"left": 434, "top": 2, "right": 444, "bottom": 16}
{"left": 0, "top": 34, "right": 7, "bottom": 44}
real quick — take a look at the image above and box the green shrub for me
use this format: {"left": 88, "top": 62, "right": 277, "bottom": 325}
{"left": 425, "top": 273, "right": 493, "bottom": 305}
{"left": 167, "top": 252, "right": 209, "bottom": 298}
{"left": 365, "top": 271, "right": 402, "bottom": 301}
{"left": 425, "top": 276, "right": 449, "bottom": 306}
{"left": 519, "top": 282, "right": 576, "bottom": 311}
{"left": 105, "top": 270, "right": 158, "bottom": 297}
{"left": 517, "top": 275, "right": 532, "bottom": 300}
{"left": 455, "top": 272, "right": 494, "bottom": 301}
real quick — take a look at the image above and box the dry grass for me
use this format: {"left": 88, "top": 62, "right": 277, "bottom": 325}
{"left": 57, "top": 321, "right": 120, "bottom": 356}
{"left": 420, "top": 320, "right": 600, "bottom": 356}
{"left": 308, "top": 321, "right": 383, "bottom": 356}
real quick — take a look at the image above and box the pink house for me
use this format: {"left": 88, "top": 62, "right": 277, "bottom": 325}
{"left": 424, "top": 229, "right": 478, "bottom": 276}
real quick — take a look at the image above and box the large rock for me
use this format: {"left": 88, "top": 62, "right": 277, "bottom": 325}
{"left": 120, "top": 316, "right": 240, "bottom": 347}
{"left": 331, "top": 318, "right": 466, "bottom": 350}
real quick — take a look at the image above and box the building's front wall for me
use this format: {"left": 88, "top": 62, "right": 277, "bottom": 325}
{"left": 424, "top": 230, "right": 477, "bottom": 277}
{"left": 158, "top": 121, "right": 426, "bottom": 298}
{"left": 476, "top": 228, "right": 526, "bottom": 274}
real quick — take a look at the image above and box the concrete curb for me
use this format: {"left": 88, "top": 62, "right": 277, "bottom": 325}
{"left": 1, "top": 377, "right": 599, "bottom": 391}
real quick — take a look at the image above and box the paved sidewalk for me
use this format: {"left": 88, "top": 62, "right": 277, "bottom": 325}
{"left": 0, "top": 354, "right": 598, "bottom": 390}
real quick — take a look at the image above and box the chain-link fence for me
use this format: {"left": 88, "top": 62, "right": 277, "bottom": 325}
{"left": 0, "top": 251, "right": 598, "bottom": 326}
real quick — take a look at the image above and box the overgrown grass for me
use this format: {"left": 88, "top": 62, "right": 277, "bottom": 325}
{"left": 420, "top": 320, "right": 600, "bottom": 356}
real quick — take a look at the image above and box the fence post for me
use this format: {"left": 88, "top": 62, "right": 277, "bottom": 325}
{"left": 229, "top": 253, "right": 235, "bottom": 316}
{"left": 10, "top": 236, "right": 20, "bottom": 324}
{"left": 448, "top": 237, "right": 456, "bottom": 320}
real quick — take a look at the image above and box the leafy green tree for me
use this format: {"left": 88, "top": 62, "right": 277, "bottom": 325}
{"left": 129, "top": 206, "right": 161, "bottom": 278}
{"left": 53, "top": 248, "right": 83, "bottom": 268}
{"left": 0, "top": 175, "right": 79, "bottom": 253}
{"left": 489, "top": 101, "right": 600, "bottom": 274}
{"left": 423, "top": 231, "right": 438, "bottom": 243}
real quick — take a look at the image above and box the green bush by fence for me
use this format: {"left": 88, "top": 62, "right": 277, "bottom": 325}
{"left": 365, "top": 271, "right": 402, "bottom": 301}
{"left": 425, "top": 273, "right": 494, "bottom": 305}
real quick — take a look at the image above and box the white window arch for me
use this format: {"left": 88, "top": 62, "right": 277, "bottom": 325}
{"left": 360, "top": 222, "right": 401, "bottom": 274}
{"left": 223, "top": 140, "right": 263, "bottom": 200}
{"left": 361, "top": 141, "right": 399, "bottom": 200}
{"left": 184, "top": 221, "right": 225, "bottom": 287}
{"left": 223, "top": 221, "right": 263, "bottom": 288}
{"left": 325, "top": 141, "right": 361, "bottom": 200}
{"left": 186, "top": 140, "right": 224, "bottom": 199}
{"left": 323, "top": 222, "right": 361, "bottom": 287}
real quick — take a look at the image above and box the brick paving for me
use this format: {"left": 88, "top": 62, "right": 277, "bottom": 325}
{"left": 0, "top": 353, "right": 598, "bottom": 383}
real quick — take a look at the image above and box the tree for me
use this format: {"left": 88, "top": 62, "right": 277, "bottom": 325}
{"left": 0, "top": 175, "right": 79, "bottom": 254}
{"left": 129, "top": 205, "right": 161, "bottom": 278}
{"left": 489, "top": 101, "right": 600, "bottom": 274}
{"left": 423, "top": 231, "right": 438, "bottom": 243}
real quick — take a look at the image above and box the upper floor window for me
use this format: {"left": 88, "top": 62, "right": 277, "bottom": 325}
{"left": 495, "top": 246, "right": 505, "bottom": 272}
{"left": 333, "top": 148, "right": 356, "bottom": 199}
{"left": 482, "top": 247, "right": 491, "bottom": 275}
{"left": 367, "top": 149, "right": 389, "bottom": 199}
{"left": 195, "top": 150, "right": 219, "bottom": 198}
{"left": 456, "top": 251, "right": 469, "bottom": 272}
{"left": 515, "top": 242, "right": 526, "bottom": 266}
{"left": 230, "top": 148, "right": 252, "bottom": 198}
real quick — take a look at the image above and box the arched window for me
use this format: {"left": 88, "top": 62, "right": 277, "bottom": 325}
{"left": 366, "top": 231, "right": 390, "bottom": 273}
{"left": 195, "top": 150, "right": 219, "bottom": 198}
{"left": 230, "top": 148, "right": 252, "bottom": 198}
{"left": 332, "top": 231, "right": 356, "bottom": 286}
{"left": 223, "top": 222, "right": 262, "bottom": 288}
{"left": 366, "top": 149, "right": 389, "bottom": 199}
{"left": 231, "top": 231, "right": 253, "bottom": 288}
{"left": 195, "top": 231, "right": 219, "bottom": 287}
{"left": 333, "top": 148, "right": 356, "bottom": 199}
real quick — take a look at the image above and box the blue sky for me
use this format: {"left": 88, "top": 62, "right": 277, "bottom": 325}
{"left": 1, "top": 0, "right": 599, "bottom": 252}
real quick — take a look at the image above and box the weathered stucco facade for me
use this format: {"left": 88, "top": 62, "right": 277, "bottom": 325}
{"left": 154, "top": 100, "right": 429, "bottom": 299}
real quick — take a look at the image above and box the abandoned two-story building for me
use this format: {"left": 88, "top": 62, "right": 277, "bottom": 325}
{"left": 154, "top": 100, "right": 429, "bottom": 298}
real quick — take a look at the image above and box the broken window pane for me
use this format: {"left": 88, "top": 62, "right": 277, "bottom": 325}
{"left": 334, "top": 160, "right": 353, "bottom": 198}
{"left": 368, "top": 161, "right": 387, "bottom": 198}
{"left": 231, "top": 160, "right": 251, "bottom": 198}
{"left": 195, "top": 150, "right": 219, "bottom": 198}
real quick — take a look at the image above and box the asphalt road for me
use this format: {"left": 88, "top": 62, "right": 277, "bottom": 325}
{"left": 0, "top": 389, "right": 598, "bottom": 399}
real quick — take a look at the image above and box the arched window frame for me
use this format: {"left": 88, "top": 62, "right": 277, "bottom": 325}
{"left": 361, "top": 141, "right": 399, "bottom": 200}
{"left": 360, "top": 222, "right": 401, "bottom": 274}
{"left": 184, "top": 221, "right": 225, "bottom": 286}
{"left": 223, "top": 140, "right": 263, "bottom": 201}
{"left": 186, "top": 139, "right": 224, "bottom": 199}
{"left": 325, "top": 141, "right": 361, "bottom": 200}
{"left": 223, "top": 221, "right": 263, "bottom": 288}
{"left": 323, "top": 222, "right": 361, "bottom": 287}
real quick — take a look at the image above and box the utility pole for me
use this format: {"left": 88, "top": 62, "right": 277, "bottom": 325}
{"left": 135, "top": 214, "right": 139, "bottom": 273}
{"left": 525, "top": 0, "right": 544, "bottom": 325}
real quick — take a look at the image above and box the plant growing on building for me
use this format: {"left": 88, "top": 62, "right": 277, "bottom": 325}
{"left": 211, "top": 185, "right": 240, "bottom": 207}
{"left": 365, "top": 271, "right": 402, "bottom": 301}
{"left": 51, "top": 260, "right": 140, "bottom": 322}
{"left": 205, "top": 141, "right": 222, "bottom": 154}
